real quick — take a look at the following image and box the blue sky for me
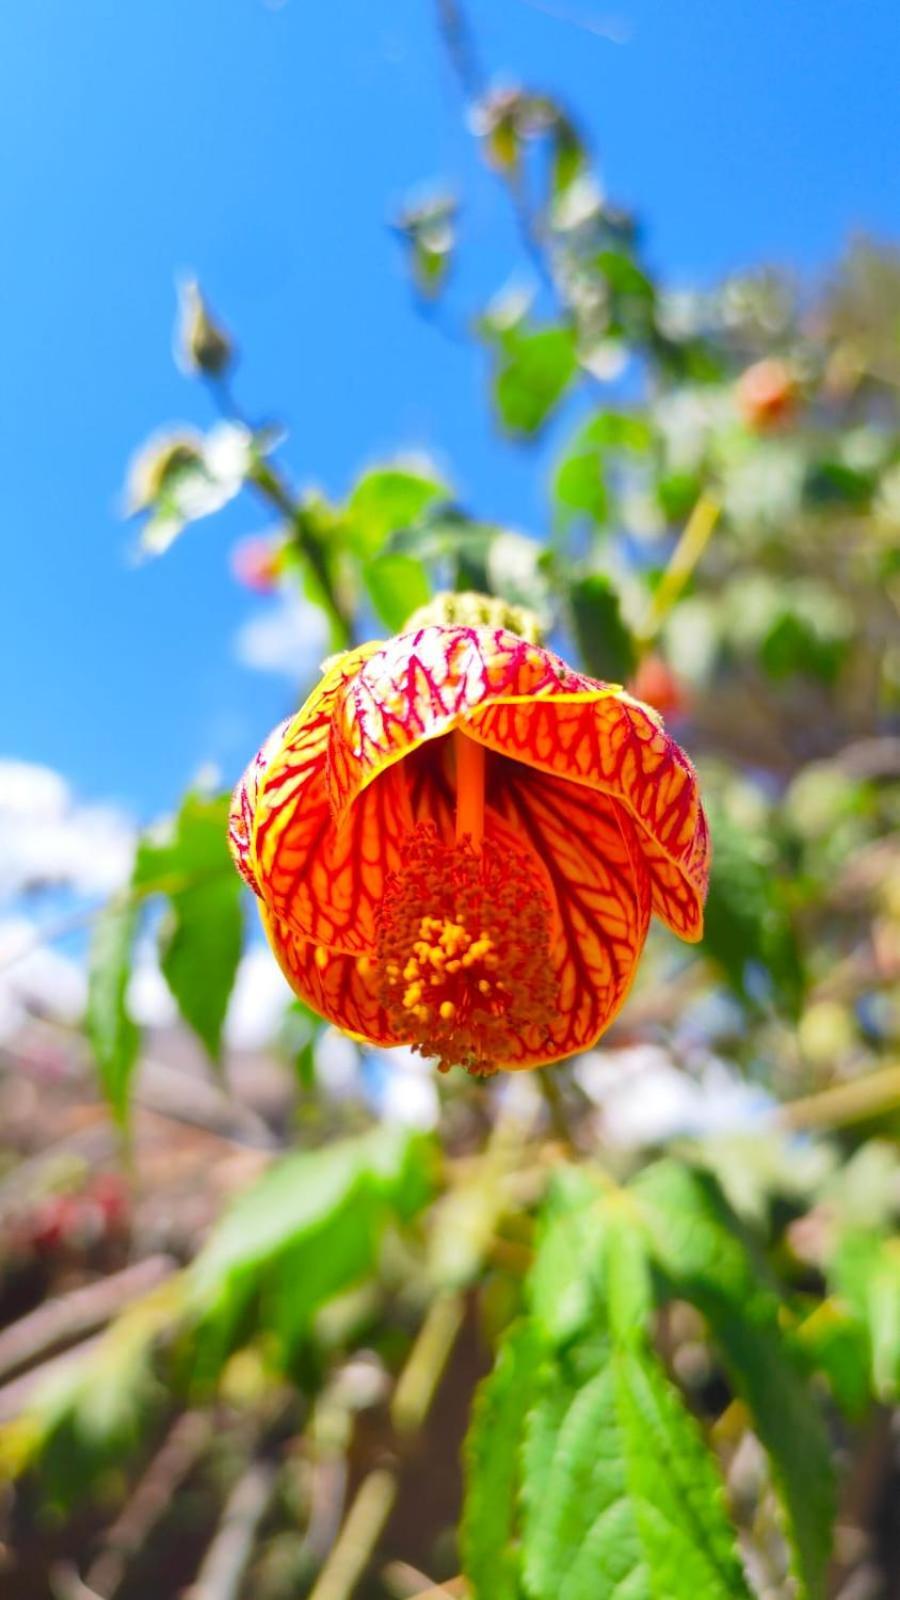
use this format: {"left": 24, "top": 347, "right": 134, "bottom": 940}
{"left": 2, "top": 0, "right": 898, "bottom": 823}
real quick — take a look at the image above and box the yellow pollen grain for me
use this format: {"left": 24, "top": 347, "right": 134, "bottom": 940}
{"left": 356, "top": 955, "right": 374, "bottom": 978}
{"left": 439, "top": 1000, "right": 456, "bottom": 1021}
{"left": 403, "top": 981, "right": 424, "bottom": 1008}
{"left": 314, "top": 946, "right": 329, "bottom": 971}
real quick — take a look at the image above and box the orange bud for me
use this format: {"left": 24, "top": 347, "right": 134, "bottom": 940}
{"left": 736, "top": 357, "right": 798, "bottom": 431}
{"left": 629, "top": 654, "right": 686, "bottom": 719}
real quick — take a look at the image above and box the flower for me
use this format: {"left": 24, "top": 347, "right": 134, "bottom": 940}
{"left": 736, "top": 357, "right": 798, "bottom": 432}
{"left": 229, "top": 615, "right": 709, "bottom": 1074}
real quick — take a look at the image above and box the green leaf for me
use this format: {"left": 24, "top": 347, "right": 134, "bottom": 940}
{"left": 529, "top": 1171, "right": 653, "bottom": 1350}
{"left": 797, "top": 1301, "right": 873, "bottom": 1421}
{"left": 832, "top": 1230, "right": 900, "bottom": 1403}
{"left": 363, "top": 551, "right": 431, "bottom": 631}
{"left": 702, "top": 797, "right": 804, "bottom": 1013}
{"left": 188, "top": 1125, "right": 434, "bottom": 1367}
{"left": 632, "top": 1159, "right": 835, "bottom": 1599}
{"left": 494, "top": 325, "right": 578, "bottom": 436}
{"left": 346, "top": 466, "right": 447, "bottom": 558}
{"left": 569, "top": 573, "right": 636, "bottom": 682}
{"left": 461, "top": 1320, "right": 542, "bottom": 1600}
{"left": 86, "top": 898, "right": 141, "bottom": 1130}
{"left": 522, "top": 1341, "right": 752, "bottom": 1600}
{"left": 135, "top": 792, "right": 243, "bottom": 1063}
{"left": 553, "top": 411, "right": 651, "bottom": 528}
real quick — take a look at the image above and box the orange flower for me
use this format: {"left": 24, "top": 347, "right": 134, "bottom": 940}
{"left": 229, "top": 621, "right": 709, "bottom": 1074}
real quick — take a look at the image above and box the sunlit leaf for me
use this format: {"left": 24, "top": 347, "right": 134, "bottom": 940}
{"left": 493, "top": 325, "right": 578, "bottom": 436}
{"left": 86, "top": 897, "right": 141, "bottom": 1129}
{"left": 632, "top": 1159, "right": 835, "bottom": 1599}
{"left": 346, "top": 465, "right": 448, "bottom": 558}
{"left": 569, "top": 572, "right": 636, "bottom": 682}
{"left": 363, "top": 552, "right": 431, "bottom": 631}
{"left": 135, "top": 792, "right": 243, "bottom": 1063}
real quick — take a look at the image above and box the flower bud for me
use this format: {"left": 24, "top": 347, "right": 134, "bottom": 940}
{"left": 176, "top": 278, "right": 234, "bottom": 377}
{"left": 405, "top": 590, "right": 543, "bottom": 642}
{"left": 736, "top": 357, "right": 797, "bottom": 431}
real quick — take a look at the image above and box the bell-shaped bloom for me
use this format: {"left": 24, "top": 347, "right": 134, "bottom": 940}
{"left": 229, "top": 623, "right": 709, "bottom": 1074}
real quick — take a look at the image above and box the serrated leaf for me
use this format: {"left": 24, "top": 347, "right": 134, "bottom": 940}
{"left": 363, "top": 551, "right": 431, "bottom": 631}
{"left": 189, "top": 1126, "right": 434, "bottom": 1367}
{"left": 569, "top": 573, "right": 636, "bottom": 682}
{"left": 135, "top": 792, "right": 242, "bottom": 1063}
{"left": 632, "top": 1159, "right": 835, "bottom": 1599}
{"left": 86, "top": 898, "right": 141, "bottom": 1129}
{"left": 494, "top": 325, "right": 578, "bottom": 436}
{"left": 529, "top": 1172, "right": 652, "bottom": 1350}
{"left": 522, "top": 1340, "right": 751, "bottom": 1600}
{"left": 461, "top": 1319, "right": 541, "bottom": 1600}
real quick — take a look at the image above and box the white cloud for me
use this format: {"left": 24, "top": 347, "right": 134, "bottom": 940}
{"left": 0, "top": 760, "right": 134, "bottom": 901}
{"left": 224, "top": 942, "right": 290, "bottom": 1050}
{"left": 0, "top": 918, "right": 87, "bottom": 1042}
{"left": 576, "top": 1044, "right": 773, "bottom": 1148}
{"left": 362, "top": 1044, "right": 440, "bottom": 1129}
{"left": 234, "top": 592, "right": 330, "bottom": 681}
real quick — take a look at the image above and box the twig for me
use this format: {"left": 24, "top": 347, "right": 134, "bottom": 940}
{"left": 537, "top": 1069, "right": 577, "bottom": 1151}
{"left": 390, "top": 1293, "right": 465, "bottom": 1436}
{"left": 307, "top": 1468, "right": 398, "bottom": 1600}
{"left": 0, "top": 1255, "right": 177, "bottom": 1387}
{"left": 185, "top": 1457, "right": 278, "bottom": 1600}
{"left": 0, "top": 1334, "right": 105, "bottom": 1423}
{"left": 85, "top": 1412, "right": 212, "bottom": 1599}
{"left": 637, "top": 491, "right": 721, "bottom": 648}
{"left": 383, "top": 1561, "right": 467, "bottom": 1598}
{"left": 203, "top": 375, "right": 356, "bottom": 647}
{"left": 778, "top": 1062, "right": 900, "bottom": 1134}
{"left": 434, "top": 0, "right": 484, "bottom": 99}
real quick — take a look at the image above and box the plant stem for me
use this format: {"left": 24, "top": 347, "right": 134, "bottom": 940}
{"left": 637, "top": 491, "right": 721, "bottom": 650}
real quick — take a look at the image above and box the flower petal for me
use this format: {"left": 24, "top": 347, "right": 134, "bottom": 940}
{"left": 487, "top": 765, "right": 652, "bottom": 1069}
{"left": 468, "top": 690, "right": 708, "bottom": 941}
{"left": 240, "top": 644, "right": 414, "bottom": 956}
{"left": 261, "top": 906, "right": 407, "bottom": 1048}
{"left": 328, "top": 625, "right": 582, "bottom": 815}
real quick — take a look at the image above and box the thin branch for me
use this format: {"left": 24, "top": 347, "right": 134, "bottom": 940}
{"left": 204, "top": 375, "right": 356, "bottom": 647}
{"left": 85, "top": 1412, "right": 213, "bottom": 1599}
{"left": 307, "top": 1468, "right": 398, "bottom": 1600}
{"left": 434, "top": 0, "right": 485, "bottom": 99}
{"left": 185, "top": 1457, "right": 279, "bottom": 1600}
{"left": 636, "top": 491, "right": 721, "bottom": 648}
{"left": 390, "top": 1293, "right": 465, "bottom": 1436}
{"left": 0, "top": 1255, "right": 177, "bottom": 1388}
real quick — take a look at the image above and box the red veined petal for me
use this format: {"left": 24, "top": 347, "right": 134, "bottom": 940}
{"left": 228, "top": 717, "right": 290, "bottom": 896}
{"left": 242, "top": 642, "right": 406, "bottom": 955}
{"left": 465, "top": 690, "right": 708, "bottom": 942}
{"left": 487, "top": 763, "right": 652, "bottom": 1069}
{"left": 327, "top": 625, "right": 583, "bottom": 816}
{"left": 256, "top": 762, "right": 415, "bottom": 955}
{"left": 261, "top": 905, "right": 409, "bottom": 1048}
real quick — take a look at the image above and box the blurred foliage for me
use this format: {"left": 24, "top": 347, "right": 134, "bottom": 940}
{"left": 3, "top": 15, "right": 900, "bottom": 1600}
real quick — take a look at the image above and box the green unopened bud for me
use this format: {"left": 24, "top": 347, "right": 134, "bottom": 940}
{"left": 405, "top": 590, "right": 543, "bottom": 643}
{"left": 176, "top": 278, "right": 234, "bottom": 376}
